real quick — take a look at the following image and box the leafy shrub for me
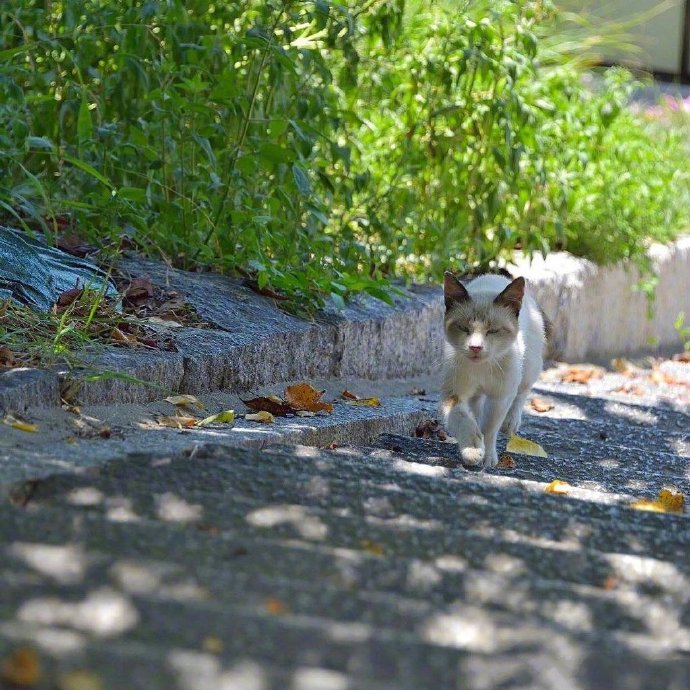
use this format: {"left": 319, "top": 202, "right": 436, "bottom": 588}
{"left": 0, "top": 0, "right": 688, "bottom": 312}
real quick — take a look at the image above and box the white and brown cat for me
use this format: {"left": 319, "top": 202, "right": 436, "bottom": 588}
{"left": 441, "top": 270, "right": 546, "bottom": 467}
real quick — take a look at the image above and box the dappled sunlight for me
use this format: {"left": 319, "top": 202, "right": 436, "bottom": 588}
{"left": 290, "top": 667, "right": 349, "bottom": 690}
{"left": 246, "top": 505, "right": 327, "bottom": 541}
{"left": 17, "top": 588, "right": 139, "bottom": 637}
{"left": 104, "top": 496, "right": 140, "bottom": 522}
{"left": 156, "top": 493, "right": 203, "bottom": 523}
{"left": 392, "top": 458, "right": 449, "bottom": 477}
{"left": 604, "top": 401, "right": 658, "bottom": 426}
{"left": 0, "top": 622, "right": 86, "bottom": 655}
{"left": 421, "top": 607, "right": 497, "bottom": 652}
{"left": 66, "top": 486, "right": 105, "bottom": 506}
{"left": 167, "top": 651, "right": 267, "bottom": 690}
{"left": 407, "top": 559, "right": 442, "bottom": 591}
{"left": 9, "top": 543, "right": 88, "bottom": 585}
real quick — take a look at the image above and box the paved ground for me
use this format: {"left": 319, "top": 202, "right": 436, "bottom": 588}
{"left": 0, "top": 362, "right": 688, "bottom": 689}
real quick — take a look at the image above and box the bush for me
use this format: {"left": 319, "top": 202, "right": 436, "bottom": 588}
{"left": 1, "top": 0, "right": 688, "bottom": 312}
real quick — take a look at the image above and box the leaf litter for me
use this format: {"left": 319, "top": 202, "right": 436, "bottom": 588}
{"left": 506, "top": 434, "right": 547, "bottom": 458}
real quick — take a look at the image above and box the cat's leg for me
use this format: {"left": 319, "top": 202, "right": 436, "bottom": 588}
{"left": 501, "top": 353, "right": 543, "bottom": 435}
{"left": 445, "top": 400, "right": 485, "bottom": 466}
{"left": 482, "top": 394, "right": 516, "bottom": 467}
{"left": 469, "top": 393, "right": 485, "bottom": 428}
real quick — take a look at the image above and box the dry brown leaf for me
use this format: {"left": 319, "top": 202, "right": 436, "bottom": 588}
{"left": 284, "top": 383, "right": 333, "bottom": 413}
{"left": 347, "top": 397, "right": 380, "bottom": 407}
{"left": 613, "top": 384, "right": 646, "bottom": 396}
{"left": 3, "top": 415, "right": 38, "bottom": 433}
{"left": 560, "top": 366, "right": 603, "bottom": 384}
{"left": 602, "top": 576, "right": 619, "bottom": 591}
{"left": 341, "top": 389, "right": 359, "bottom": 400}
{"left": 245, "top": 411, "right": 275, "bottom": 424}
{"left": 0, "top": 647, "right": 41, "bottom": 686}
{"left": 164, "top": 394, "right": 205, "bottom": 410}
{"left": 111, "top": 327, "right": 139, "bottom": 345}
{"left": 530, "top": 397, "right": 554, "bottom": 413}
{"left": 57, "top": 670, "right": 104, "bottom": 690}
{"left": 415, "top": 419, "right": 444, "bottom": 440}
{"left": 360, "top": 539, "right": 385, "bottom": 556}
{"left": 157, "top": 415, "right": 198, "bottom": 429}
{"left": 202, "top": 636, "right": 224, "bottom": 654}
{"left": 544, "top": 479, "right": 571, "bottom": 495}
{"left": 264, "top": 597, "right": 288, "bottom": 615}
{"left": 56, "top": 287, "right": 84, "bottom": 309}
{"left": 672, "top": 351, "right": 690, "bottom": 363}
{"left": 0, "top": 345, "right": 17, "bottom": 367}
{"left": 243, "top": 396, "right": 293, "bottom": 416}
{"left": 497, "top": 454, "right": 516, "bottom": 468}
{"left": 123, "top": 276, "right": 154, "bottom": 307}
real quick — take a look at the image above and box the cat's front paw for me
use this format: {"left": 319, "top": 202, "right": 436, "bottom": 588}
{"left": 500, "top": 408, "right": 523, "bottom": 435}
{"left": 482, "top": 446, "right": 499, "bottom": 468}
{"left": 457, "top": 425, "right": 485, "bottom": 467}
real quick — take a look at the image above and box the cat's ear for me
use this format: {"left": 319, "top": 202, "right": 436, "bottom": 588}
{"left": 443, "top": 271, "right": 470, "bottom": 310}
{"left": 494, "top": 277, "right": 525, "bottom": 317}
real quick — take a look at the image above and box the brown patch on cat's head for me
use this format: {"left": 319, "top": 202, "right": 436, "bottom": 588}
{"left": 443, "top": 271, "right": 470, "bottom": 311}
{"left": 493, "top": 277, "right": 525, "bottom": 318}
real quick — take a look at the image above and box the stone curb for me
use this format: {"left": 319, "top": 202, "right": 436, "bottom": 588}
{"left": 2, "top": 237, "right": 688, "bottom": 409}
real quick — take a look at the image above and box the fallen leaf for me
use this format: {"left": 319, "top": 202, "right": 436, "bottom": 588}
{"left": 415, "top": 419, "right": 441, "bottom": 439}
{"left": 602, "top": 576, "right": 619, "bottom": 591}
{"left": 530, "top": 397, "right": 554, "bottom": 413}
{"left": 56, "top": 286, "right": 84, "bottom": 309}
{"left": 544, "top": 479, "right": 571, "bottom": 495}
{"left": 341, "top": 389, "right": 359, "bottom": 400}
{"left": 123, "top": 276, "right": 154, "bottom": 307}
{"left": 672, "top": 351, "right": 690, "bottom": 363}
{"left": 202, "top": 636, "right": 224, "bottom": 654}
{"left": 196, "top": 523, "right": 221, "bottom": 535}
{"left": 196, "top": 410, "right": 235, "bottom": 427}
{"left": 497, "top": 454, "right": 516, "bottom": 468}
{"left": 243, "top": 396, "right": 293, "bottom": 416}
{"left": 613, "top": 384, "right": 646, "bottom": 396}
{"left": 0, "top": 647, "right": 41, "bottom": 686}
{"left": 284, "top": 383, "right": 333, "bottom": 413}
{"left": 3, "top": 415, "right": 38, "bottom": 433}
{"left": 56, "top": 233, "right": 97, "bottom": 258}
{"left": 57, "top": 670, "right": 104, "bottom": 690}
{"left": 245, "top": 411, "right": 275, "bottom": 424}
{"left": 98, "top": 426, "right": 112, "bottom": 439}
{"left": 348, "top": 397, "right": 380, "bottom": 407}
{"left": 611, "top": 357, "right": 634, "bottom": 375}
{"left": 157, "top": 415, "right": 198, "bottom": 429}
{"left": 164, "top": 394, "right": 205, "bottom": 410}
{"left": 0, "top": 345, "right": 17, "bottom": 367}
{"left": 326, "top": 442, "right": 338, "bottom": 450}
{"left": 506, "top": 434, "right": 547, "bottom": 458}
{"left": 111, "top": 327, "right": 139, "bottom": 345}
{"left": 560, "top": 366, "right": 603, "bottom": 384}
{"left": 360, "top": 539, "right": 385, "bottom": 556}
{"left": 658, "top": 487, "right": 685, "bottom": 512}
{"left": 264, "top": 597, "right": 288, "bottom": 615}
{"left": 630, "top": 488, "right": 685, "bottom": 514}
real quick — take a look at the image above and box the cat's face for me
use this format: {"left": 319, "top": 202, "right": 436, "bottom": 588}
{"left": 443, "top": 272, "right": 524, "bottom": 363}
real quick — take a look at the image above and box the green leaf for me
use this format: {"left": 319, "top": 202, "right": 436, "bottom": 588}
{"left": 77, "top": 97, "right": 94, "bottom": 145}
{"left": 292, "top": 164, "right": 311, "bottom": 197}
{"left": 62, "top": 154, "right": 114, "bottom": 189}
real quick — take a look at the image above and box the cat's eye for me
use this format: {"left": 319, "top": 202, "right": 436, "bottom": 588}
{"left": 487, "top": 328, "right": 500, "bottom": 334}
{"left": 456, "top": 325, "right": 470, "bottom": 334}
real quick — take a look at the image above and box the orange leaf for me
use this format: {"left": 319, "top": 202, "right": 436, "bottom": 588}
{"left": 560, "top": 366, "right": 603, "bottom": 384}
{"left": 341, "top": 389, "right": 359, "bottom": 400}
{"left": 0, "top": 647, "right": 41, "bottom": 686}
{"left": 157, "top": 415, "right": 197, "bottom": 429}
{"left": 497, "top": 454, "right": 516, "bottom": 468}
{"left": 544, "top": 479, "right": 570, "bottom": 495}
{"left": 264, "top": 597, "right": 288, "bottom": 615}
{"left": 530, "top": 397, "right": 554, "bottom": 413}
{"left": 284, "top": 383, "right": 333, "bottom": 413}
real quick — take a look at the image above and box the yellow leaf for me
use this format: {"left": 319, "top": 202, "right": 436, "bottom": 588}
{"left": 245, "top": 411, "right": 275, "bottom": 424}
{"left": 157, "top": 415, "right": 197, "bottom": 429}
{"left": 544, "top": 479, "right": 571, "bottom": 495}
{"left": 57, "top": 670, "right": 104, "bottom": 690}
{"left": 347, "top": 397, "right": 380, "bottom": 407}
{"left": 630, "top": 488, "right": 685, "bottom": 514}
{"left": 3, "top": 416, "right": 38, "bottom": 433}
{"left": 360, "top": 539, "right": 385, "bottom": 556}
{"left": 506, "top": 434, "right": 547, "bottom": 458}
{"left": 0, "top": 647, "right": 41, "bottom": 686}
{"left": 196, "top": 410, "right": 235, "bottom": 427}
{"left": 164, "top": 394, "right": 204, "bottom": 409}
{"left": 202, "top": 636, "right": 224, "bottom": 654}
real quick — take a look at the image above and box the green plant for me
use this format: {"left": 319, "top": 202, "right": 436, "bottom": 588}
{"left": 0, "top": 0, "right": 688, "bottom": 314}
{"left": 675, "top": 312, "right": 690, "bottom": 351}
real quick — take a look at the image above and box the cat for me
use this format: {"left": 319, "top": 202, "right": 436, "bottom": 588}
{"left": 440, "top": 270, "right": 546, "bottom": 468}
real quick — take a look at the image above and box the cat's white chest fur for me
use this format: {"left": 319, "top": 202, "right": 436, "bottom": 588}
{"left": 441, "top": 273, "right": 546, "bottom": 467}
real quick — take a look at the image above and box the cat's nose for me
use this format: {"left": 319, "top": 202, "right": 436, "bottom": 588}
{"left": 469, "top": 345, "right": 483, "bottom": 353}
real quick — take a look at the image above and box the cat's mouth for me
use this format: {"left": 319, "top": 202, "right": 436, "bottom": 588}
{"left": 466, "top": 352, "right": 485, "bottom": 362}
